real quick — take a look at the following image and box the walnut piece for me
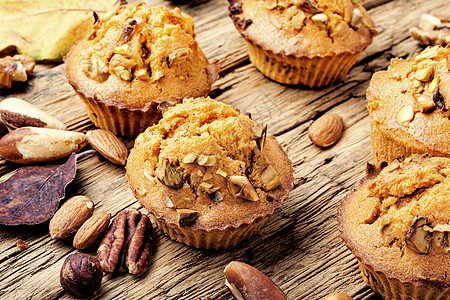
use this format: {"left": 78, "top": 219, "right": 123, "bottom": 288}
{"left": 410, "top": 14, "right": 450, "bottom": 46}
{"left": 0, "top": 55, "right": 35, "bottom": 89}
{"left": 97, "top": 208, "right": 153, "bottom": 274}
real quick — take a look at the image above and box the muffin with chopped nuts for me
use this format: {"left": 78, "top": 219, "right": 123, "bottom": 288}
{"left": 126, "top": 97, "right": 294, "bottom": 249}
{"left": 228, "top": 0, "right": 376, "bottom": 87}
{"left": 338, "top": 154, "right": 450, "bottom": 300}
{"left": 65, "top": 2, "right": 218, "bottom": 137}
{"left": 367, "top": 45, "right": 450, "bottom": 167}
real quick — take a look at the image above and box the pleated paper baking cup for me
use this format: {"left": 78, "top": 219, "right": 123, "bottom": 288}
{"left": 150, "top": 214, "right": 270, "bottom": 250}
{"left": 370, "top": 122, "right": 417, "bottom": 167}
{"left": 75, "top": 90, "right": 162, "bottom": 138}
{"left": 245, "top": 41, "right": 361, "bottom": 87}
{"left": 358, "top": 262, "right": 450, "bottom": 300}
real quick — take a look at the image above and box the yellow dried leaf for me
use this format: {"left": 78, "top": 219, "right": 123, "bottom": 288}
{"left": 0, "top": 0, "right": 116, "bottom": 61}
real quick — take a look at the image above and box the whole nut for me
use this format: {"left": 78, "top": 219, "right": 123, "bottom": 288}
{"left": 308, "top": 113, "right": 344, "bottom": 147}
{"left": 224, "top": 261, "right": 287, "bottom": 300}
{"left": 60, "top": 253, "right": 103, "bottom": 298}
{"left": 86, "top": 129, "right": 128, "bottom": 165}
{"left": 73, "top": 213, "right": 111, "bottom": 250}
{"left": 0, "top": 127, "right": 86, "bottom": 164}
{"left": 97, "top": 208, "right": 153, "bottom": 274}
{"left": 0, "top": 97, "right": 66, "bottom": 130}
{"left": 49, "top": 196, "right": 94, "bottom": 240}
{"left": 322, "top": 293, "right": 354, "bottom": 300}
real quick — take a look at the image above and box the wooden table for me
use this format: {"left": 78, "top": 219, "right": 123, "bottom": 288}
{"left": 1, "top": 0, "right": 448, "bottom": 299}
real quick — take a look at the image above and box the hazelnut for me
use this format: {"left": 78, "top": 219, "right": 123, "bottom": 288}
{"left": 60, "top": 253, "right": 103, "bottom": 298}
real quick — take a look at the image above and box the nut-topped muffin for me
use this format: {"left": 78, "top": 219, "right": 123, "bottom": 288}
{"left": 228, "top": 0, "right": 376, "bottom": 87}
{"left": 65, "top": 2, "right": 218, "bottom": 137}
{"left": 126, "top": 97, "right": 294, "bottom": 249}
{"left": 368, "top": 45, "right": 450, "bottom": 166}
{"left": 338, "top": 154, "right": 450, "bottom": 300}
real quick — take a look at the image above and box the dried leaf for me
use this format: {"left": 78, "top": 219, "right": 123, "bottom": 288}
{"left": 0, "top": 150, "right": 95, "bottom": 225}
{"left": 0, "top": 0, "right": 115, "bottom": 61}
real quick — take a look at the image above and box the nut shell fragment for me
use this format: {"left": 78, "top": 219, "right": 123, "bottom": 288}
{"left": 224, "top": 261, "right": 287, "bottom": 300}
{"left": 177, "top": 209, "right": 199, "bottom": 227}
{"left": 228, "top": 175, "right": 259, "bottom": 201}
{"left": 405, "top": 215, "right": 431, "bottom": 254}
{"left": 86, "top": 129, "right": 128, "bottom": 165}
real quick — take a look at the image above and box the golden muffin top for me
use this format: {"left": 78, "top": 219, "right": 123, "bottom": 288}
{"left": 228, "top": 0, "right": 377, "bottom": 57}
{"left": 65, "top": 3, "right": 218, "bottom": 109}
{"left": 126, "top": 97, "right": 294, "bottom": 230}
{"left": 339, "top": 154, "right": 450, "bottom": 287}
{"left": 367, "top": 46, "right": 450, "bottom": 156}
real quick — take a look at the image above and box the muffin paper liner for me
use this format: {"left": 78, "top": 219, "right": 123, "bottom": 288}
{"left": 371, "top": 121, "right": 420, "bottom": 167}
{"left": 245, "top": 41, "right": 361, "bottom": 87}
{"left": 358, "top": 261, "right": 450, "bottom": 300}
{"left": 150, "top": 214, "right": 270, "bottom": 250}
{"left": 75, "top": 90, "right": 161, "bottom": 137}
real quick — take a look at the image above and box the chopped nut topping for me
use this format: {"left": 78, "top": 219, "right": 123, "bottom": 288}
{"left": 414, "top": 46, "right": 440, "bottom": 62}
{"left": 177, "top": 209, "right": 198, "bottom": 226}
{"left": 427, "top": 76, "right": 440, "bottom": 93}
{"left": 290, "top": 11, "right": 306, "bottom": 30}
{"left": 438, "top": 77, "right": 450, "bottom": 107}
{"left": 114, "top": 44, "right": 129, "bottom": 55}
{"left": 415, "top": 66, "right": 434, "bottom": 82}
{"left": 113, "top": 66, "right": 132, "bottom": 81}
{"left": 228, "top": 175, "right": 259, "bottom": 201}
{"left": 156, "top": 158, "right": 184, "bottom": 189}
{"left": 203, "top": 170, "right": 213, "bottom": 181}
{"left": 169, "top": 48, "right": 191, "bottom": 65}
{"left": 183, "top": 153, "right": 197, "bottom": 164}
{"left": 351, "top": 8, "right": 362, "bottom": 28}
{"left": 311, "top": 13, "right": 328, "bottom": 29}
{"left": 135, "top": 69, "right": 149, "bottom": 81}
{"left": 199, "top": 182, "right": 219, "bottom": 194}
{"left": 264, "top": 0, "right": 277, "bottom": 10}
{"left": 164, "top": 193, "right": 174, "bottom": 208}
{"left": 17, "top": 239, "right": 29, "bottom": 251}
{"left": 396, "top": 105, "right": 414, "bottom": 123}
{"left": 406, "top": 215, "right": 431, "bottom": 254}
{"left": 416, "top": 94, "right": 435, "bottom": 113}
{"left": 216, "top": 168, "right": 228, "bottom": 177}
{"left": 196, "top": 155, "right": 217, "bottom": 166}
{"left": 261, "top": 165, "right": 281, "bottom": 191}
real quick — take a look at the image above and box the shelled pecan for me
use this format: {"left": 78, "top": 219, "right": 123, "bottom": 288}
{"left": 97, "top": 208, "right": 153, "bottom": 274}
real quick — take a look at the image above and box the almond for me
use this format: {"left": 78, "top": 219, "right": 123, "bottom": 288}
{"left": 308, "top": 113, "right": 344, "bottom": 147}
{"left": 86, "top": 129, "right": 128, "bottom": 165}
{"left": 73, "top": 213, "right": 111, "bottom": 250}
{"left": 0, "top": 97, "right": 66, "bottom": 130}
{"left": 49, "top": 196, "right": 94, "bottom": 240}
{"left": 0, "top": 127, "right": 86, "bottom": 164}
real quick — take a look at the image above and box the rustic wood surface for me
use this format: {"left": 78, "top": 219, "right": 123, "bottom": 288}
{"left": 1, "top": 0, "right": 449, "bottom": 299}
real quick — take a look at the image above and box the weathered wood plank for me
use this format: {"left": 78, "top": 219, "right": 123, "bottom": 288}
{"left": 0, "top": 0, "right": 447, "bottom": 299}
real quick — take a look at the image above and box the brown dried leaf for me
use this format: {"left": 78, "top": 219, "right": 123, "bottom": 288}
{"left": 0, "top": 150, "right": 94, "bottom": 225}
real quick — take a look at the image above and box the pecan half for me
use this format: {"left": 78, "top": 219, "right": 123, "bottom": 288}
{"left": 97, "top": 208, "right": 153, "bottom": 274}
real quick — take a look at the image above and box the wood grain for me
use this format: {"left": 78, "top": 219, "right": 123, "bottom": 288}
{"left": 1, "top": 0, "right": 449, "bottom": 299}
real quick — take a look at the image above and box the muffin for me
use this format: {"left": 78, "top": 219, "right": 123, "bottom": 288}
{"left": 228, "top": 0, "right": 376, "bottom": 87}
{"left": 65, "top": 3, "right": 219, "bottom": 137}
{"left": 338, "top": 154, "right": 450, "bottom": 300}
{"left": 367, "top": 45, "right": 450, "bottom": 167}
{"left": 126, "top": 97, "right": 294, "bottom": 249}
